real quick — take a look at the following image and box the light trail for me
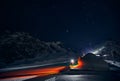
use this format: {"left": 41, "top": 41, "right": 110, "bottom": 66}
{"left": 0, "top": 61, "right": 68, "bottom": 72}
{"left": 70, "top": 57, "right": 83, "bottom": 69}
{"left": 0, "top": 66, "right": 67, "bottom": 80}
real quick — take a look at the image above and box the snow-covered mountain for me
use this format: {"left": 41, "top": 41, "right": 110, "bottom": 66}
{"left": 95, "top": 41, "right": 120, "bottom": 62}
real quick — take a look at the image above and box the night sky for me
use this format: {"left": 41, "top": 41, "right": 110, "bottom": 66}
{"left": 0, "top": 0, "right": 120, "bottom": 50}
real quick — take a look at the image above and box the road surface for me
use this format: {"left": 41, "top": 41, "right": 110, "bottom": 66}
{"left": 0, "top": 60, "right": 68, "bottom": 81}
{"left": 0, "top": 66, "right": 67, "bottom": 81}
{"left": 0, "top": 60, "right": 120, "bottom": 81}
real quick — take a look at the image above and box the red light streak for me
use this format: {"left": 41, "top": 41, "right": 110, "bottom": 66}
{"left": 0, "top": 66, "right": 66, "bottom": 80}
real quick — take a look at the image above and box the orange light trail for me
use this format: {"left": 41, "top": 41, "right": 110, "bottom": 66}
{"left": 70, "top": 57, "right": 83, "bottom": 69}
{"left": 0, "top": 66, "right": 66, "bottom": 80}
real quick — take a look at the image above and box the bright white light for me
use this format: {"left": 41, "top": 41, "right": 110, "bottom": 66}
{"left": 70, "top": 59, "right": 75, "bottom": 64}
{"left": 92, "top": 46, "right": 105, "bottom": 54}
{"left": 103, "top": 54, "right": 107, "bottom": 57}
{"left": 92, "top": 50, "right": 99, "bottom": 54}
{"left": 96, "top": 54, "right": 100, "bottom": 56}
